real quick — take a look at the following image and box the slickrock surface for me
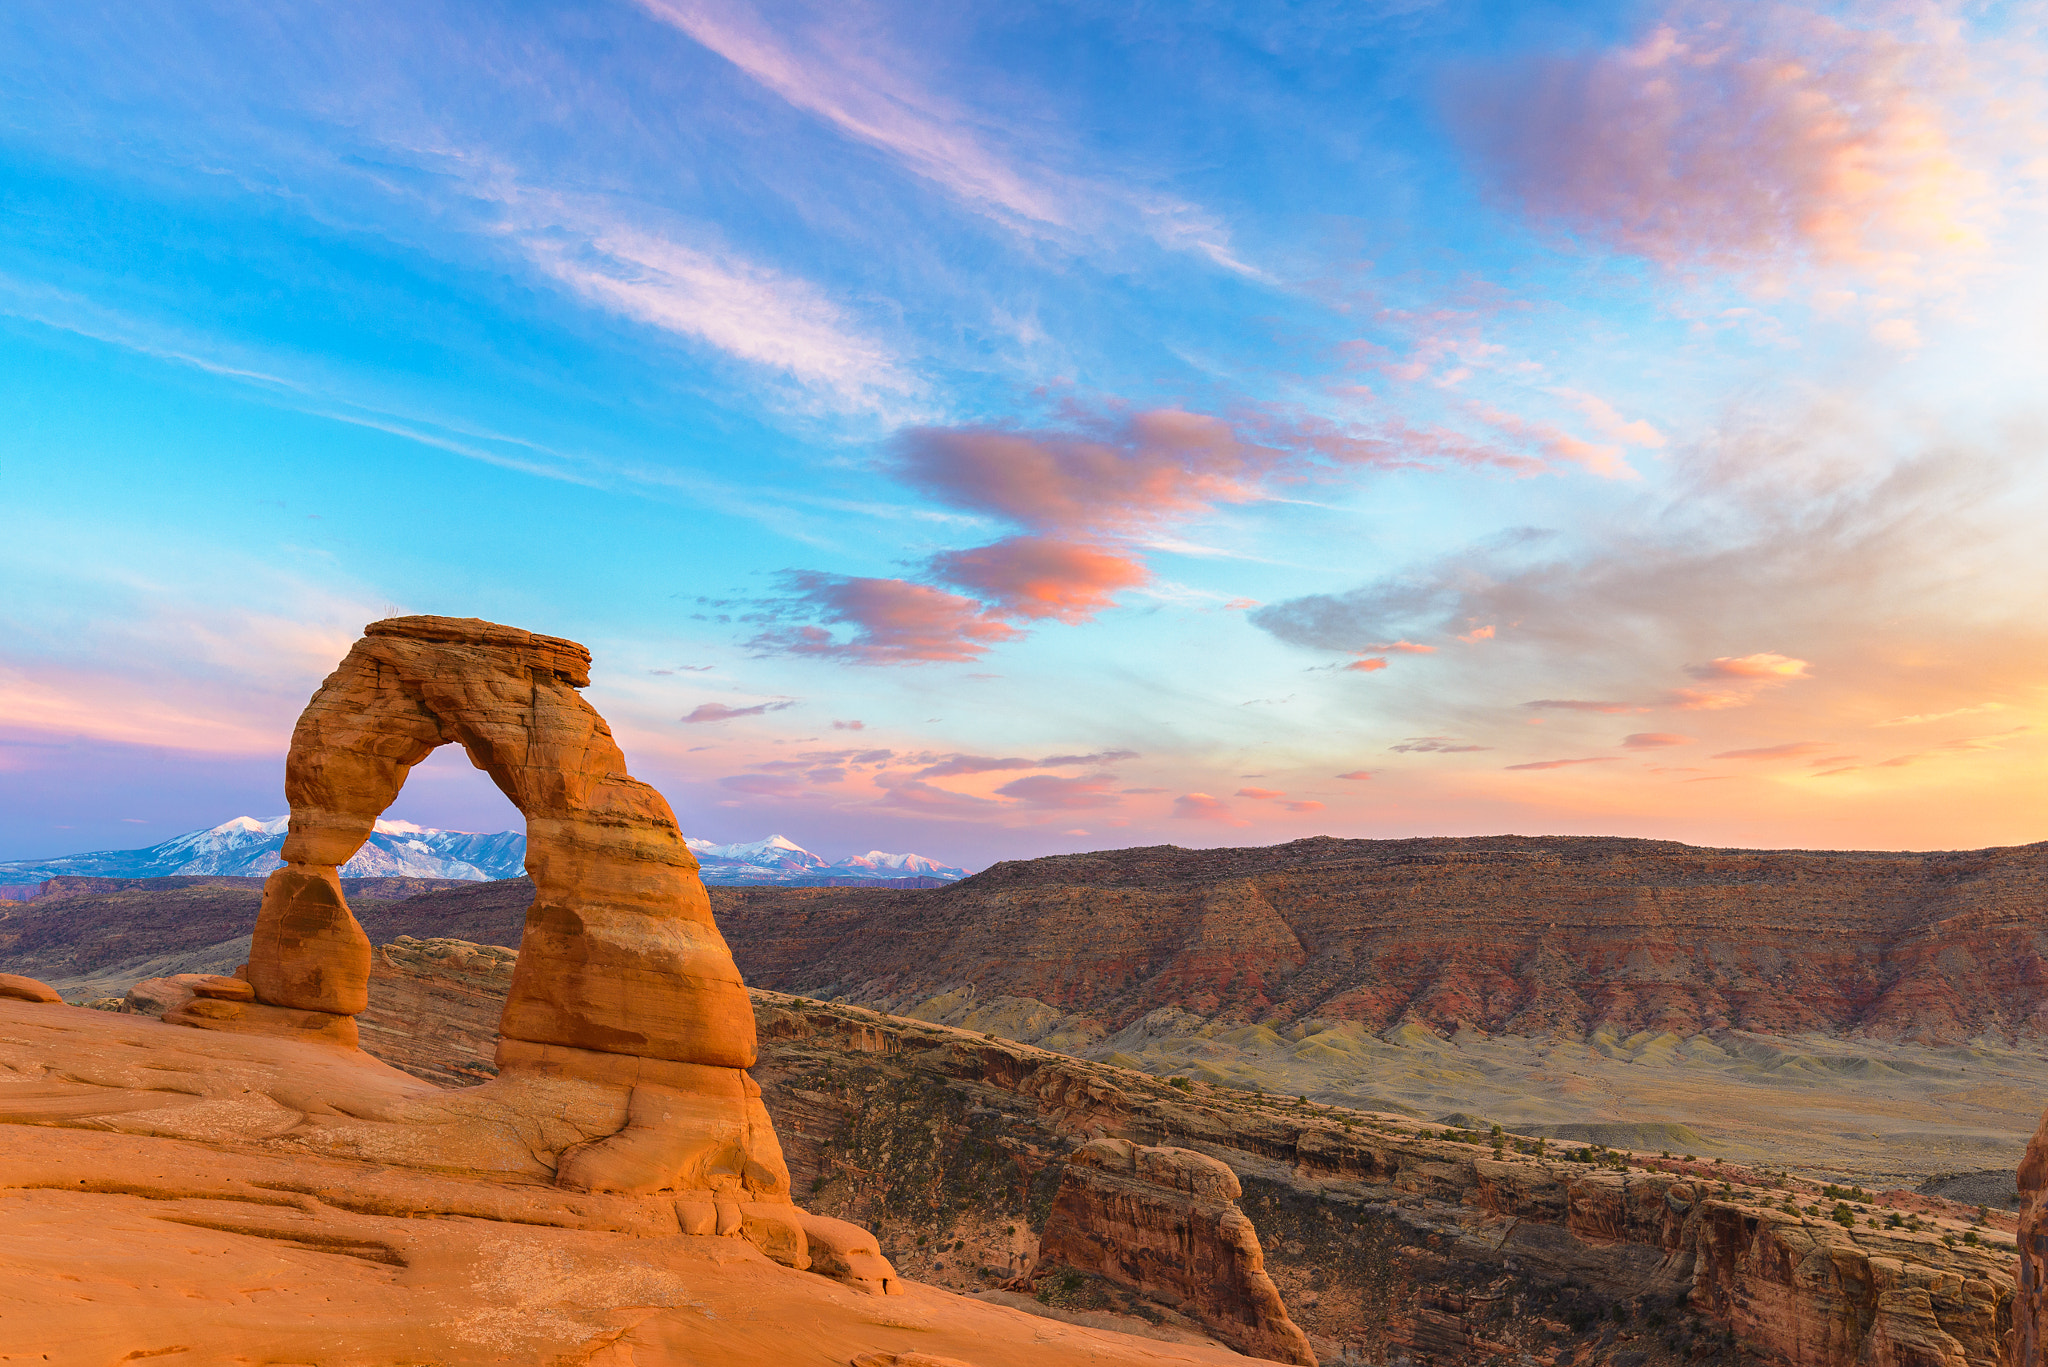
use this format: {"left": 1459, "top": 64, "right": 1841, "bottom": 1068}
{"left": 1026, "top": 1138, "right": 1315, "bottom": 1365}
{"left": 0, "top": 1000, "right": 1264, "bottom": 1367}
{"left": 356, "top": 943, "right": 2023, "bottom": 1367}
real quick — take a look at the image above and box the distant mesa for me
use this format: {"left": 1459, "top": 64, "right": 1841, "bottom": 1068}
{"left": 0, "top": 820, "right": 967, "bottom": 898}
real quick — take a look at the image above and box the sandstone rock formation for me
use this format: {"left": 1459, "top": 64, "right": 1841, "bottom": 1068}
{"left": 2013, "top": 1113, "right": 2048, "bottom": 1367}
{"left": 1023, "top": 1137, "right": 1315, "bottom": 1365}
{"left": 0, "top": 997, "right": 1263, "bottom": 1367}
{"left": 0, "top": 971, "right": 61, "bottom": 1003}
{"left": 353, "top": 940, "right": 2023, "bottom": 1367}
{"left": 137, "top": 615, "right": 852, "bottom": 1279}
{"left": 712, "top": 836, "right": 2048, "bottom": 1043}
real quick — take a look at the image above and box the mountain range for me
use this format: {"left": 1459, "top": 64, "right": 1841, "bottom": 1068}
{"left": 0, "top": 818, "right": 967, "bottom": 892}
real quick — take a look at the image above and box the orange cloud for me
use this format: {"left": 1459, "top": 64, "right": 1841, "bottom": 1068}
{"left": 1712, "top": 741, "right": 1832, "bottom": 760}
{"left": 1623, "top": 732, "right": 1692, "bottom": 748}
{"left": 1335, "top": 770, "right": 1373, "bottom": 780}
{"left": 1235, "top": 787, "right": 1285, "bottom": 799}
{"left": 1690, "top": 652, "right": 1810, "bottom": 680}
{"left": 929, "top": 536, "right": 1147, "bottom": 623}
{"left": 1282, "top": 800, "right": 1325, "bottom": 813}
{"left": 1504, "top": 757, "right": 1616, "bottom": 771}
{"left": 1345, "top": 657, "right": 1388, "bottom": 672}
{"left": 1173, "top": 792, "right": 1245, "bottom": 824}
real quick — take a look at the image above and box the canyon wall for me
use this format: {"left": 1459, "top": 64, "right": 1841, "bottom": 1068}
{"left": 358, "top": 942, "right": 2021, "bottom": 1367}
{"left": 713, "top": 837, "right": 2048, "bottom": 1043}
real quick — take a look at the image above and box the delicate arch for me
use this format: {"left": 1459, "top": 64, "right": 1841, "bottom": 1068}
{"left": 245, "top": 615, "right": 756, "bottom": 1070}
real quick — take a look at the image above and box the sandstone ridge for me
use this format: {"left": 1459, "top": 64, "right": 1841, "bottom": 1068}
{"left": 710, "top": 836, "right": 2048, "bottom": 1044}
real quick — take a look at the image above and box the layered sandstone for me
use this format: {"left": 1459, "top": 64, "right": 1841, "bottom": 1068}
{"left": 2013, "top": 1115, "right": 2048, "bottom": 1367}
{"left": 1024, "top": 1137, "right": 1315, "bottom": 1365}
{"left": 711, "top": 837, "right": 2048, "bottom": 1043}
{"left": 352, "top": 940, "right": 2021, "bottom": 1367}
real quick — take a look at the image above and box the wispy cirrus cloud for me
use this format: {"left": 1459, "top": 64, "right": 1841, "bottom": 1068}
{"left": 528, "top": 217, "right": 910, "bottom": 405}
{"left": 634, "top": 0, "right": 1264, "bottom": 275}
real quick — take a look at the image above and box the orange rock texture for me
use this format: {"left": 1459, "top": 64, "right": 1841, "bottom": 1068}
{"left": 0, "top": 999, "right": 1266, "bottom": 1367}
{"left": 356, "top": 944, "right": 2022, "bottom": 1367}
{"left": 142, "top": 616, "right": 845, "bottom": 1272}
{"left": 1024, "top": 1137, "right": 1316, "bottom": 1365}
{"left": 715, "top": 837, "right": 2048, "bottom": 1041}
{"left": 2015, "top": 1114, "right": 2048, "bottom": 1367}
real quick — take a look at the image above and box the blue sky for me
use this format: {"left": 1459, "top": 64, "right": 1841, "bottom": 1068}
{"left": 5, "top": 0, "right": 2048, "bottom": 866}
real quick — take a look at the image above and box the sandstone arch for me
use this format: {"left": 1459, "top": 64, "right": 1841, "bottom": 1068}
{"left": 177, "top": 615, "right": 813, "bottom": 1221}
{"left": 242, "top": 614, "right": 755, "bottom": 1076}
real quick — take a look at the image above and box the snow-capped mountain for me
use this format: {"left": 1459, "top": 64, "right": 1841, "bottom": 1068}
{"left": 0, "top": 816, "right": 525, "bottom": 883}
{"left": 0, "top": 821, "right": 966, "bottom": 890}
{"left": 684, "top": 833, "right": 967, "bottom": 885}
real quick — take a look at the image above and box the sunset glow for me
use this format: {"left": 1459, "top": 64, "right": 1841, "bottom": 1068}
{"left": 4, "top": 0, "right": 2047, "bottom": 865}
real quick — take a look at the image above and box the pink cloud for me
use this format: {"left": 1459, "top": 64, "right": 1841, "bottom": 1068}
{"left": 917, "top": 749, "right": 1138, "bottom": 778}
{"left": 1465, "top": 403, "right": 1634, "bottom": 480}
{"left": 1712, "top": 741, "right": 1832, "bottom": 760}
{"left": 1235, "top": 787, "right": 1285, "bottom": 800}
{"left": 928, "top": 536, "right": 1147, "bottom": 622}
{"left": 995, "top": 773, "right": 1121, "bottom": 809}
{"left": 832, "top": 719, "right": 864, "bottom": 730}
{"left": 1335, "top": 770, "right": 1373, "bottom": 780}
{"left": 894, "top": 409, "right": 1263, "bottom": 535}
{"left": 748, "top": 572, "right": 1020, "bottom": 664}
{"left": 1623, "top": 732, "right": 1692, "bottom": 748}
{"left": 1504, "top": 757, "right": 1617, "bottom": 771}
{"left": 1282, "top": 800, "right": 1325, "bottom": 813}
{"left": 1456, "top": 623, "right": 1497, "bottom": 643}
{"left": 1361, "top": 640, "right": 1436, "bottom": 655}
{"left": 893, "top": 401, "right": 1553, "bottom": 540}
{"left": 1345, "top": 657, "right": 1388, "bottom": 673}
{"left": 1451, "top": 11, "right": 1986, "bottom": 273}
{"left": 681, "top": 700, "right": 795, "bottom": 723}
{"left": 873, "top": 774, "right": 1003, "bottom": 815}
{"left": 1549, "top": 388, "right": 1666, "bottom": 449}
{"left": 1173, "top": 792, "right": 1246, "bottom": 824}
{"left": 1663, "top": 687, "right": 1755, "bottom": 712}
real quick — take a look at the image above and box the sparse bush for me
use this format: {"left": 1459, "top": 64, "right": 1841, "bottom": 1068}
{"left": 1169, "top": 1076, "right": 1192, "bottom": 1091}
{"left": 1964, "top": 1230, "right": 1979, "bottom": 1246}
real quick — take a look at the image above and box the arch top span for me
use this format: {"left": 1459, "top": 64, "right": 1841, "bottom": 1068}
{"left": 242, "top": 614, "right": 754, "bottom": 1074}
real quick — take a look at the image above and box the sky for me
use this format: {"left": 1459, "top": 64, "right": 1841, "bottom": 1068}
{"left": 4, "top": 0, "right": 2048, "bottom": 867}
